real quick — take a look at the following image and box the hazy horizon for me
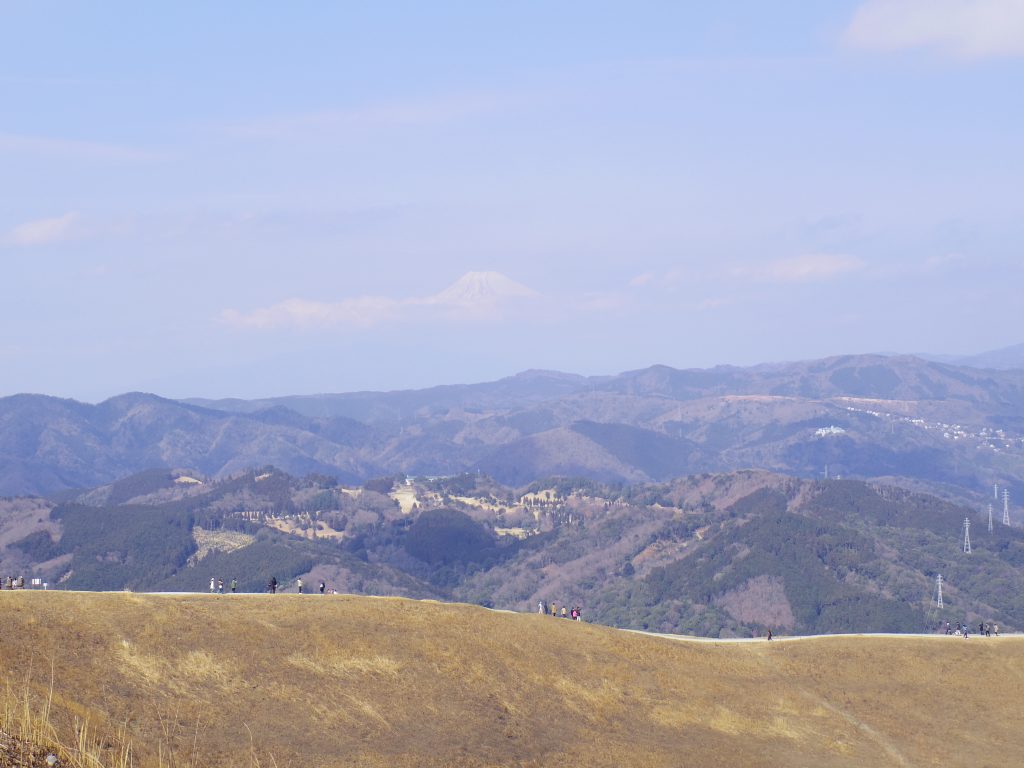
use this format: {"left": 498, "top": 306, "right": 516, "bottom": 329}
{"left": 4, "top": 3, "right": 1023, "bottom": 401}
{"left": 4, "top": 344, "right": 1020, "bottom": 406}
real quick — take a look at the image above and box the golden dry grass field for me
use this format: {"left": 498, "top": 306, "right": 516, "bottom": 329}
{"left": 1, "top": 591, "right": 1022, "bottom": 767}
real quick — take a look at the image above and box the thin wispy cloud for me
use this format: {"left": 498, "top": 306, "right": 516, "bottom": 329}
{"left": 0, "top": 74, "right": 125, "bottom": 87}
{"left": 624, "top": 266, "right": 714, "bottom": 292}
{"left": 222, "top": 271, "right": 539, "bottom": 330}
{"left": 692, "top": 297, "right": 732, "bottom": 311}
{"left": 223, "top": 91, "right": 518, "bottom": 141}
{"left": 576, "top": 292, "right": 632, "bottom": 312}
{"left": 628, "top": 272, "right": 656, "bottom": 288}
{"left": 6, "top": 213, "right": 79, "bottom": 247}
{"left": 922, "top": 252, "right": 969, "bottom": 272}
{"left": 871, "top": 252, "right": 975, "bottom": 279}
{"left": 845, "top": 0, "right": 1024, "bottom": 58}
{"left": 0, "top": 133, "right": 156, "bottom": 161}
{"left": 221, "top": 296, "right": 401, "bottom": 330}
{"left": 735, "top": 254, "right": 866, "bottom": 283}
{"left": 572, "top": 271, "right": 732, "bottom": 315}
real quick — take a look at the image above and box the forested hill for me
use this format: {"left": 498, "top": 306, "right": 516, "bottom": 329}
{"left": 3, "top": 353, "right": 1024, "bottom": 497}
{"left": 3, "top": 467, "right": 1022, "bottom": 637}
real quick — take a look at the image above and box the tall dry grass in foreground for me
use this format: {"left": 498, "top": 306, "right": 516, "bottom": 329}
{"left": 4, "top": 591, "right": 1024, "bottom": 767}
{"left": 1, "top": 679, "right": 278, "bottom": 768}
{"left": 1, "top": 671, "right": 277, "bottom": 768}
{"left": 1, "top": 664, "right": 268, "bottom": 768}
{"left": 1, "top": 661, "right": 134, "bottom": 768}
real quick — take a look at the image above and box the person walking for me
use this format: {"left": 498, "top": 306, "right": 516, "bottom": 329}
{"left": 994, "top": 623, "right": 1000, "bottom": 636}
{"left": 560, "top": 606, "right": 568, "bottom": 619}
{"left": 538, "top": 600, "right": 545, "bottom": 615}
{"left": 209, "top": 577, "right": 215, "bottom": 594}
{"left": 230, "top": 578, "right": 237, "bottom": 593}
{"left": 269, "top": 576, "right": 278, "bottom": 594}
{"left": 217, "top": 578, "right": 224, "bottom": 594}
{"left": 297, "top": 577, "right": 304, "bottom": 594}
{"left": 767, "top": 628, "right": 773, "bottom": 641}
{"left": 319, "top": 580, "right": 326, "bottom": 595}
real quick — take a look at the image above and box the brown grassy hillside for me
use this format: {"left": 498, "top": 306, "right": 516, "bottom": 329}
{"left": 1, "top": 592, "right": 1022, "bottom": 767}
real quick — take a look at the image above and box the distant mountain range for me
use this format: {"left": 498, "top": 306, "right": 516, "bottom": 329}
{"left": 916, "top": 341, "right": 1024, "bottom": 370}
{"left": 2, "top": 353, "right": 1024, "bottom": 498}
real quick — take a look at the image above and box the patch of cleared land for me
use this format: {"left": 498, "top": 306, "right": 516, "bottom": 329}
{"left": 265, "top": 517, "right": 345, "bottom": 540}
{"left": 1, "top": 592, "right": 1022, "bottom": 767}
{"left": 188, "top": 525, "right": 255, "bottom": 563}
{"left": 450, "top": 495, "right": 504, "bottom": 511}
{"left": 493, "top": 527, "right": 529, "bottom": 539}
{"left": 390, "top": 486, "right": 419, "bottom": 514}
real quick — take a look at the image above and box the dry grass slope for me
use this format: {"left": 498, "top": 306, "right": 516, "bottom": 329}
{"left": 1, "top": 592, "right": 1022, "bottom": 767}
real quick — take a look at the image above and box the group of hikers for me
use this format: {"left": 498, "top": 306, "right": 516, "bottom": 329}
{"left": 1, "top": 576, "right": 26, "bottom": 589}
{"left": 273, "top": 576, "right": 330, "bottom": 594}
{"left": 208, "top": 576, "right": 332, "bottom": 594}
{"left": 538, "top": 600, "right": 583, "bottom": 621}
{"left": 208, "top": 577, "right": 238, "bottom": 593}
{"left": 943, "top": 620, "right": 999, "bottom": 637}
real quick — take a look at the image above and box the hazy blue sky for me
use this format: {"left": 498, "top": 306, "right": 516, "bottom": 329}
{"left": 2, "top": 1, "right": 1023, "bottom": 401}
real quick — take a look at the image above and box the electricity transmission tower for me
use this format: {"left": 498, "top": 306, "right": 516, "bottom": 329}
{"left": 988, "top": 503, "right": 994, "bottom": 533}
{"left": 995, "top": 483, "right": 1000, "bottom": 501}
{"left": 935, "top": 574, "right": 944, "bottom": 609}
{"left": 1004, "top": 488, "right": 1011, "bottom": 526}
{"left": 962, "top": 517, "right": 971, "bottom": 554}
